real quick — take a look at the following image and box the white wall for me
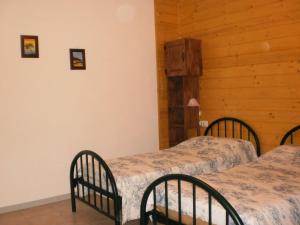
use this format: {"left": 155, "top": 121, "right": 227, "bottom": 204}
{"left": 0, "top": 0, "right": 158, "bottom": 207}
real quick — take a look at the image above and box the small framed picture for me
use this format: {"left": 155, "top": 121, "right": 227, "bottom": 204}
{"left": 20, "top": 35, "right": 39, "bottom": 58}
{"left": 69, "top": 49, "right": 86, "bottom": 70}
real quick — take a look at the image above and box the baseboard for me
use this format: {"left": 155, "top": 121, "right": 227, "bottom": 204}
{"left": 0, "top": 194, "right": 70, "bottom": 214}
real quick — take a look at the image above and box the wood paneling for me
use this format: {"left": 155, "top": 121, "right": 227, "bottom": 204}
{"left": 155, "top": 0, "right": 180, "bottom": 149}
{"left": 155, "top": 0, "right": 300, "bottom": 152}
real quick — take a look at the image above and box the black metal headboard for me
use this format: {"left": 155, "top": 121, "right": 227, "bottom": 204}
{"left": 204, "top": 117, "right": 261, "bottom": 156}
{"left": 280, "top": 125, "right": 300, "bottom": 145}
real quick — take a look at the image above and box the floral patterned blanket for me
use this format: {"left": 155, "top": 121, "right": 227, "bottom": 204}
{"left": 85, "top": 136, "right": 257, "bottom": 223}
{"left": 159, "top": 145, "right": 300, "bottom": 225}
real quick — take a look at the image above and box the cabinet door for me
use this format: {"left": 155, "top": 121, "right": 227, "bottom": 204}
{"left": 186, "top": 39, "right": 202, "bottom": 76}
{"left": 165, "top": 39, "right": 186, "bottom": 76}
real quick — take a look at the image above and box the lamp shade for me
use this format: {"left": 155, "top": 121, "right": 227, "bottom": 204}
{"left": 187, "top": 98, "right": 200, "bottom": 107}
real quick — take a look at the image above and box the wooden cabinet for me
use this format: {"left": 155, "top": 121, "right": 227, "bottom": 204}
{"left": 164, "top": 39, "right": 202, "bottom": 77}
{"left": 165, "top": 39, "right": 201, "bottom": 147}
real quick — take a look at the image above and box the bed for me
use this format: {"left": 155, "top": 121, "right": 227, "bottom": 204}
{"left": 140, "top": 125, "right": 300, "bottom": 225}
{"left": 70, "top": 117, "right": 260, "bottom": 225}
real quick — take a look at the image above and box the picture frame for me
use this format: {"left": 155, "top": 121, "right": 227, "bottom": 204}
{"left": 69, "top": 49, "right": 86, "bottom": 70}
{"left": 20, "top": 35, "right": 39, "bottom": 58}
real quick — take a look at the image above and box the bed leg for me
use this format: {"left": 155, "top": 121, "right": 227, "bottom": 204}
{"left": 70, "top": 182, "right": 76, "bottom": 212}
{"left": 71, "top": 193, "right": 76, "bottom": 212}
{"left": 113, "top": 210, "right": 121, "bottom": 225}
{"left": 71, "top": 197, "right": 76, "bottom": 212}
{"left": 114, "top": 197, "right": 122, "bottom": 225}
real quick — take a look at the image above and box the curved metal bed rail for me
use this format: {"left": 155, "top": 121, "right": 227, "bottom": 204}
{"left": 204, "top": 117, "right": 261, "bottom": 156}
{"left": 280, "top": 125, "right": 300, "bottom": 145}
{"left": 70, "top": 150, "right": 122, "bottom": 225}
{"left": 140, "top": 174, "right": 244, "bottom": 225}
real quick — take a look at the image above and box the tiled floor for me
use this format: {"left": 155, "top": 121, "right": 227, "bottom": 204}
{"left": 0, "top": 200, "right": 139, "bottom": 225}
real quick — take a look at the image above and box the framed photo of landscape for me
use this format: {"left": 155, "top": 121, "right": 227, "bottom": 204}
{"left": 21, "top": 35, "right": 39, "bottom": 58}
{"left": 69, "top": 49, "right": 86, "bottom": 70}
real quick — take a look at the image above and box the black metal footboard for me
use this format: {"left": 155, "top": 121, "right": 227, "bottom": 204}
{"left": 140, "top": 174, "right": 244, "bottom": 225}
{"left": 70, "top": 150, "right": 122, "bottom": 225}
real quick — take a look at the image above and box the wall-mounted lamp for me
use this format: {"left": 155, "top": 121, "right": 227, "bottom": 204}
{"left": 187, "top": 98, "right": 200, "bottom": 107}
{"left": 187, "top": 98, "right": 201, "bottom": 136}
{"left": 187, "top": 98, "right": 202, "bottom": 117}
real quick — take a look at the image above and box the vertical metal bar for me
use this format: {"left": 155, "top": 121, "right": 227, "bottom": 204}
{"left": 192, "top": 184, "right": 196, "bottom": 225}
{"left": 92, "top": 156, "right": 96, "bottom": 208}
{"left": 208, "top": 194, "right": 212, "bottom": 225}
{"left": 153, "top": 187, "right": 157, "bottom": 210}
{"left": 106, "top": 172, "right": 110, "bottom": 215}
{"left": 232, "top": 121, "right": 235, "bottom": 138}
{"left": 226, "top": 211, "right": 229, "bottom": 225}
{"left": 225, "top": 120, "right": 227, "bottom": 137}
{"left": 165, "top": 181, "right": 168, "bottom": 219}
{"left": 98, "top": 163, "right": 103, "bottom": 209}
{"left": 240, "top": 124, "right": 242, "bottom": 139}
{"left": 75, "top": 161, "right": 79, "bottom": 197}
{"left": 217, "top": 122, "right": 220, "bottom": 136}
{"left": 71, "top": 160, "right": 77, "bottom": 212}
{"left": 80, "top": 156, "right": 85, "bottom": 200}
{"left": 248, "top": 129, "right": 250, "bottom": 141}
{"left": 153, "top": 187, "right": 157, "bottom": 225}
{"left": 86, "top": 154, "right": 91, "bottom": 204}
{"left": 178, "top": 180, "right": 182, "bottom": 223}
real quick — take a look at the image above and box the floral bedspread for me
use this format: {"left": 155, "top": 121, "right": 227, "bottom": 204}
{"left": 159, "top": 145, "right": 300, "bottom": 225}
{"left": 86, "top": 136, "right": 257, "bottom": 223}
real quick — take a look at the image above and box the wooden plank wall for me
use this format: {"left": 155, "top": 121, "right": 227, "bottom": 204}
{"left": 155, "top": 0, "right": 180, "bottom": 149}
{"left": 155, "top": 0, "right": 300, "bottom": 152}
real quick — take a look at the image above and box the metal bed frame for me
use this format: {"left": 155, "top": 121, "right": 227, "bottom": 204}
{"left": 280, "top": 125, "right": 300, "bottom": 145}
{"left": 140, "top": 174, "right": 244, "bottom": 225}
{"left": 204, "top": 117, "right": 260, "bottom": 156}
{"left": 70, "top": 117, "right": 260, "bottom": 225}
{"left": 70, "top": 150, "right": 122, "bottom": 225}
